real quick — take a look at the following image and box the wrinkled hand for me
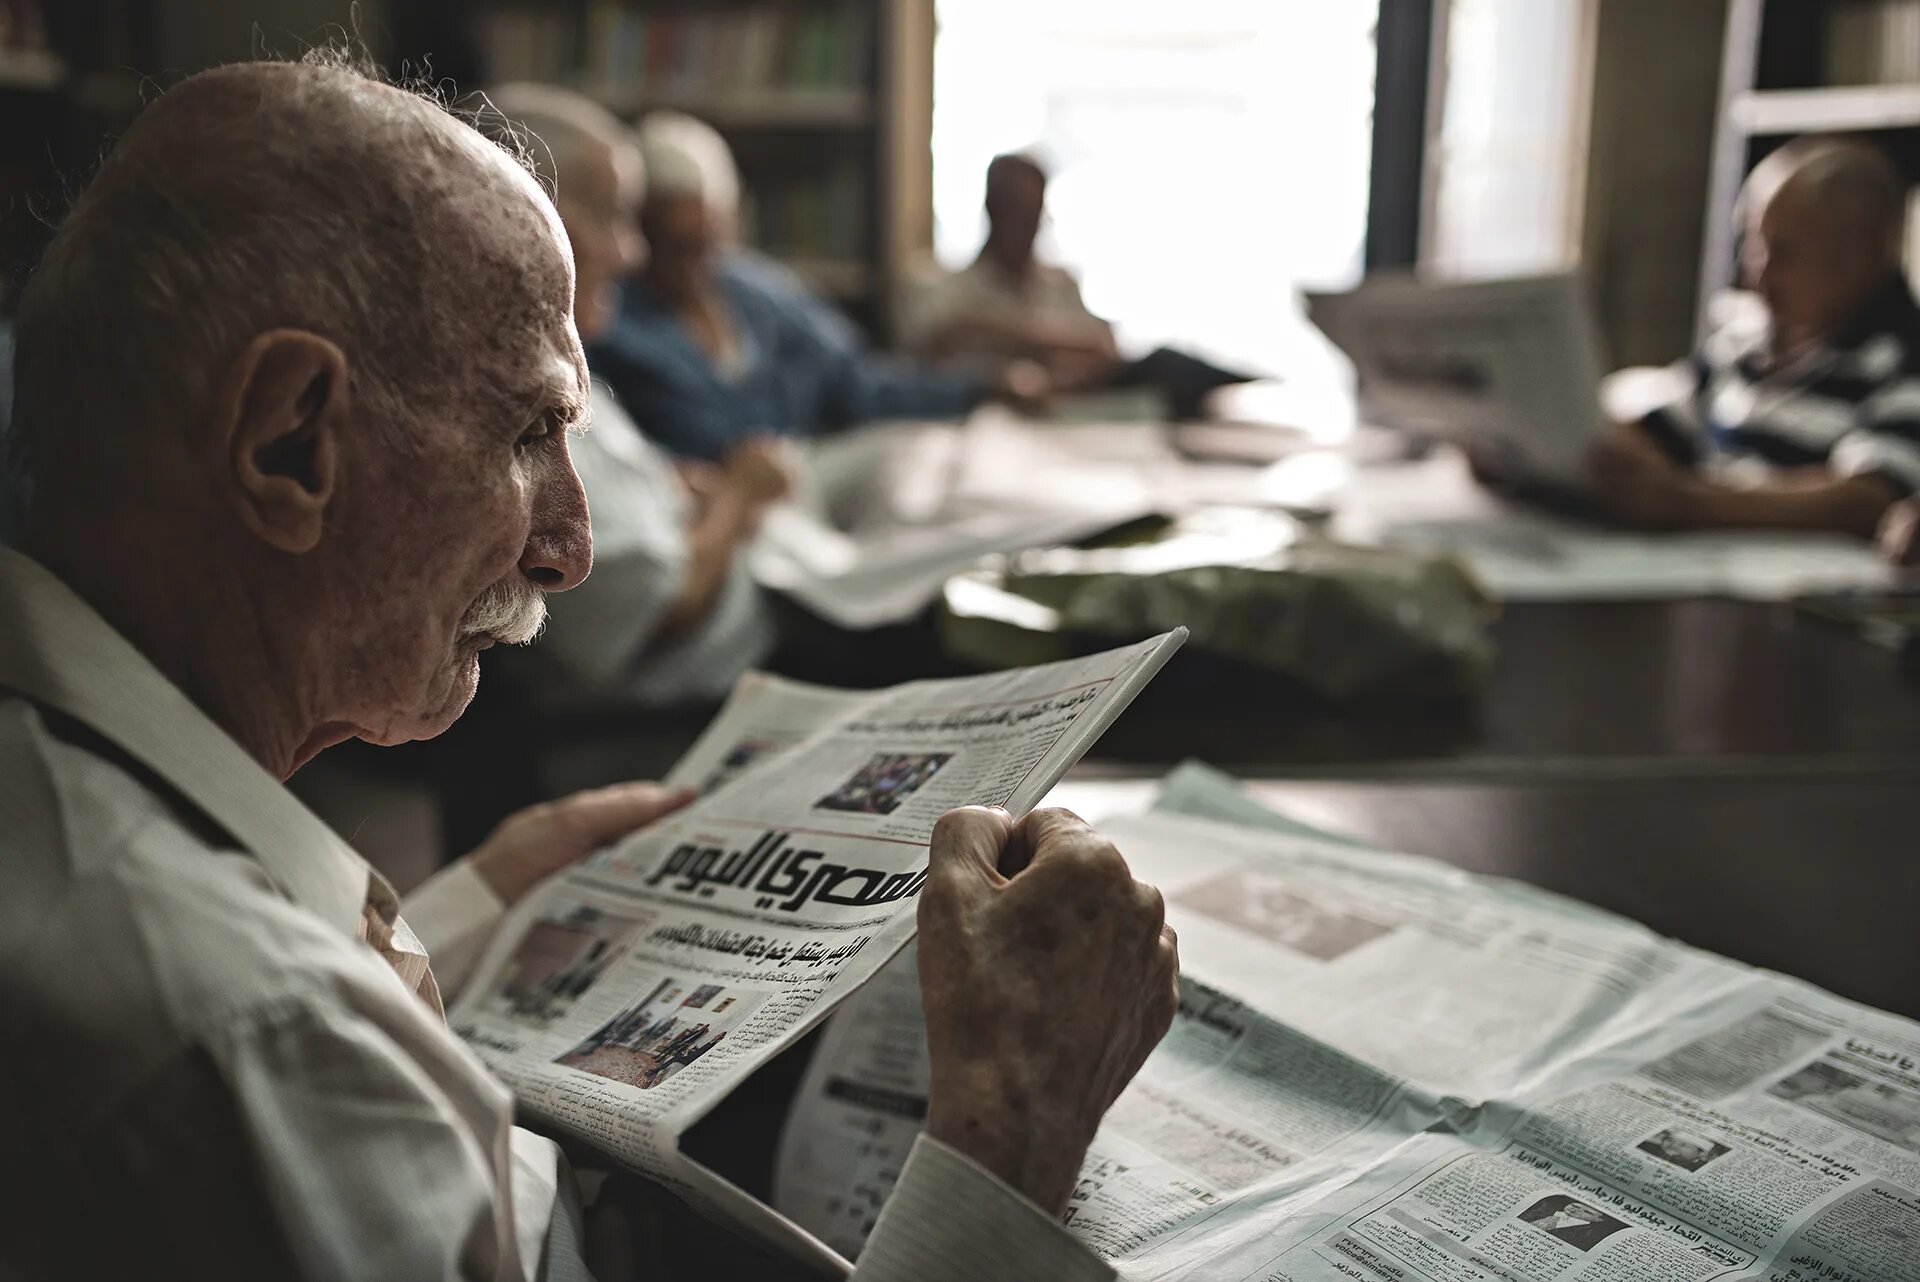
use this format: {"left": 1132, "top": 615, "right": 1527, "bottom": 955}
{"left": 724, "top": 436, "right": 798, "bottom": 508}
{"left": 1589, "top": 430, "right": 1698, "bottom": 530}
{"left": 918, "top": 807, "right": 1179, "bottom": 1215}
{"left": 468, "top": 782, "right": 695, "bottom": 906}
{"left": 1879, "top": 497, "right": 1920, "bottom": 567}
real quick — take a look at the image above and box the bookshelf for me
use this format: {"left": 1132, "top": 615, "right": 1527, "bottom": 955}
{"left": 476, "top": 0, "right": 933, "bottom": 338}
{"left": 1699, "top": 0, "right": 1920, "bottom": 338}
{"left": 2, "top": 0, "right": 157, "bottom": 307}
{"left": 0, "top": 47, "right": 64, "bottom": 90}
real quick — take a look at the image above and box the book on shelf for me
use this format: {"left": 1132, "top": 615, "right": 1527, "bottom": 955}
{"left": 739, "top": 161, "right": 868, "bottom": 270}
{"left": 581, "top": 2, "right": 873, "bottom": 101}
{"left": 480, "top": 7, "right": 578, "bottom": 84}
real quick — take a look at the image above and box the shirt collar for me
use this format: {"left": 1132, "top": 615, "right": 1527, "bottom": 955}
{"left": 0, "top": 545, "right": 377, "bottom": 939}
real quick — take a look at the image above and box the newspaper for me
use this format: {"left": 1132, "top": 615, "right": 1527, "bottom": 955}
{"left": 1332, "top": 453, "right": 1894, "bottom": 602}
{"left": 774, "top": 763, "right": 1920, "bottom": 1280}
{"left": 754, "top": 414, "right": 1296, "bottom": 629}
{"left": 1306, "top": 273, "right": 1606, "bottom": 485}
{"left": 446, "top": 631, "right": 1185, "bottom": 1271}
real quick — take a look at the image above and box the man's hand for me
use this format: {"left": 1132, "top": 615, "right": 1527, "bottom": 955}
{"left": 468, "top": 782, "right": 695, "bottom": 906}
{"left": 918, "top": 807, "right": 1179, "bottom": 1216}
{"left": 1879, "top": 496, "right": 1920, "bottom": 566}
{"left": 723, "top": 436, "right": 798, "bottom": 509}
{"left": 1589, "top": 425, "right": 1699, "bottom": 530}
{"left": 988, "top": 358, "right": 1055, "bottom": 416}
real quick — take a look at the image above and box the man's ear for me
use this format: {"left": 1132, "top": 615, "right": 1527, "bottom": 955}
{"left": 218, "top": 330, "right": 349, "bottom": 554}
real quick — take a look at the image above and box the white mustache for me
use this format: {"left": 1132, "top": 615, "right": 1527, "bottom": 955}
{"left": 459, "top": 575, "right": 548, "bottom": 646}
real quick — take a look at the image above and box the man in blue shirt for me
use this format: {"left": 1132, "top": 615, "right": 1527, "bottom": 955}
{"left": 589, "top": 112, "right": 1045, "bottom": 462}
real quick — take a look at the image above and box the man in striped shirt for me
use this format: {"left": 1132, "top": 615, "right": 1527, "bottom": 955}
{"left": 1594, "top": 137, "right": 1918, "bottom": 540}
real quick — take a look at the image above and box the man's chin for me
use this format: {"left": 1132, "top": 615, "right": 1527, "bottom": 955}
{"left": 357, "top": 652, "right": 484, "bottom": 747}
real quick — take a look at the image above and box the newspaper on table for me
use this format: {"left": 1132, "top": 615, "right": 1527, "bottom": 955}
{"left": 1331, "top": 452, "right": 1894, "bottom": 603}
{"left": 445, "top": 631, "right": 1184, "bottom": 1272}
{"left": 754, "top": 414, "right": 1293, "bottom": 629}
{"left": 775, "top": 761, "right": 1920, "bottom": 1281}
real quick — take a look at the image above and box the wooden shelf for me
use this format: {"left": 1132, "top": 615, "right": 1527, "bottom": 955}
{"left": 576, "top": 82, "right": 874, "bottom": 128}
{"left": 0, "top": 48, "right": 66, "bottom": 91}
{"left": 776, "top": 254, "right": 872, "bottom": 295}
{"left": 1731, "top": 84, "right": 1920, "bottom": 135}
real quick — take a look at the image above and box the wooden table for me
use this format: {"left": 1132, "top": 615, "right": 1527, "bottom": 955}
{"left": 1051, "top": 770, "right": 1920, "bottom": 1022}
{"left": 1091, "top": 597, "right": 1920, "bottom": 770}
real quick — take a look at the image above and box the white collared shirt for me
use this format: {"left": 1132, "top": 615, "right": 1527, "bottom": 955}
{"left": 0, "top": 546, "right": 1111, "bottom": 1282}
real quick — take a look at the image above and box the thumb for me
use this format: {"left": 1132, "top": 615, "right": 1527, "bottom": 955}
{"left": 555, "top": 781, "right": 697, "bottom": 849}
{"left": 928, "top": 806, "right": 1014, "bottom": 889}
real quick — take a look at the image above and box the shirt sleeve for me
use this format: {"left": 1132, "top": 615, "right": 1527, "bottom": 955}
{"left": 1636, "top": 354, "right": 1711, "bottom": 467}
{"left": 402, "top": 858, "right": 505, "bottom": 1001}
{"left": 760, "top": 276, "right": 987, "bottom": 428}
{"left": 812, "top": 328, "right": 988, "bottom": 427}
{"left": 72, "top": 1000, "right": 567, "bottom": 1282}
{"left": 1833, "top": 378, "right": 1920, "bottom": 497}
{"left": 852, "top": 1136, "right": 1114, "bottom": 1282}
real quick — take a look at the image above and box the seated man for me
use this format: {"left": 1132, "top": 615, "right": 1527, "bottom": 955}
{"left": 486, "top": 84, "right": 788, "bottom": 709}
{"left": 0, "top": 56, "right": 1177, "bottom": 1280}
{"left": 1591, "top": 137, "right": 1919, "bottom": 537}
{"left": 900, "top": 150, "right": 1254, "bottom": 420}
{"left": 590, "top": 112, "right": 1044, "bottom": 462}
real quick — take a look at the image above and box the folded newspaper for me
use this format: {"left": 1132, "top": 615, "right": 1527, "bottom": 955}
{"left": 775, "top": 763, "right": 1920, "bottom": 1282}
{"left": 446, "top": 632, "right": 1185, "bottom": 1272}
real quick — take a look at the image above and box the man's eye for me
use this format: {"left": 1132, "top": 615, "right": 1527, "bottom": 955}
{"left": 517, "top": 414, "right": 558, "bottom": 451}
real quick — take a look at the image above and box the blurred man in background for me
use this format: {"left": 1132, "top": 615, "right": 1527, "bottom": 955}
{"left": 590, "top": 113, "right": 1044, "bottom": 463}
{"left": 1592, "top": 137, "right": 1919, "bottom": 539}
{"left": 900, "top": 150, "right": 1255, "bottom": 420}
{"left": 486, "top": 85, "right": 787, "bottom": 710}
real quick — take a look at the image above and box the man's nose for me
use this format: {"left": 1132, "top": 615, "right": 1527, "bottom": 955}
{"left": 520, "top": 450, "right": 593, "bottom": 592}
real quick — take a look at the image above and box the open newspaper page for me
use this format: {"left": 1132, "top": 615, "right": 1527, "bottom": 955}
{"left": 773, "top": 764, "right": 1918, "bottom": 1280}
{"left": 1262, "top": 978, "right": 1920, "bottom": 1282}
{"left": 445, "top": 631, "right": 1183, "bottom": 1268}
{"left": 752, "top": 416, "right": 1178, "bottom": 629}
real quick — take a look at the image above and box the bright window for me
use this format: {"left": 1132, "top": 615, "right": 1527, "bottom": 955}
{"left": 931, "top": 0, "right": 1379, "bottom": 388}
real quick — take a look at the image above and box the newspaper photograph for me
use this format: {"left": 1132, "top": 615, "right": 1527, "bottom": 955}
{"left": 444, "top": 630, "right": 1185, "bottom": 1269}
{"left": 771, "top": 763, "right": 1920, "bottom": 1281}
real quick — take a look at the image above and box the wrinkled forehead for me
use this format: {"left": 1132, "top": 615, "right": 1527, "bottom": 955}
{"left": 426, "top": 118, "right": 585, "bottom": 390}
{"left": 438, "top": 115, "right": 576, "bottom": 298}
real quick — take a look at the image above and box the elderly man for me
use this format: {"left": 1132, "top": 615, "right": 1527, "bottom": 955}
{"left": 1591, "top": 137, "right": 1920, "bottom": 537}
{"left": 899, "top": 151, "right": 1254, "bottom": 419}
{"left": 0, "top": 57, "right": 1177, "bottom": 1281}
{"left": 589, "top": 112, "right": 1045, "bottom": 463}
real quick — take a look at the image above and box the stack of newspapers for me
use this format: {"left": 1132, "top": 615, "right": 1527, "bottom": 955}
{"left": 452, "top": 642, "right": 1920, "bottom": 1281}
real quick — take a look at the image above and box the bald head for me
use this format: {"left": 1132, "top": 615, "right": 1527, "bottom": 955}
{"left": 487, "top": 82, "right": 635, "bottom": 194}
{"left": 10, "top": 54, "right": 600, "bottom": 767}
{"left": 12, "top": 56, "right": 575, "bottom": 488}
{"left": 1744, "top": 136, "right": 1905, "bottom": 264}
{"left": 487, "top": 83, "right": 648, "bottom": 337}
{"left": 1739, "top": 136, "right": 1907, "bottom": 348}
